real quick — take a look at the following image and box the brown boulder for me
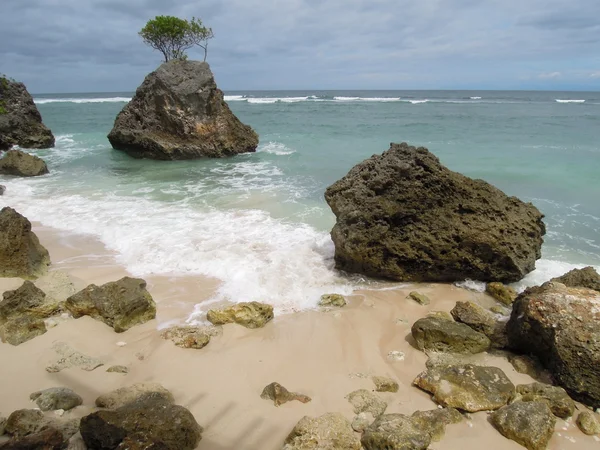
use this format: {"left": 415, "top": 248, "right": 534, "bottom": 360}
{"left": 0, "top": 150, "right": 48, "bottom": 177}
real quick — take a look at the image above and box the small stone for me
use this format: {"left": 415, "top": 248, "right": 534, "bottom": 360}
{"left": 161, "top": 325, "right": 213, "bottom": 349}
{"left": 318, "top": 294, "right": 347, "bottom": 307}
{"left": 283, "top": 412, "right": 361, "bottom": 450}
{"left": 207, "top": 302, "right": 274, "bottom": 329}
{"left": 408, "top": 291, "right": 430, "bottom": 305}
{"left": 490, "top": 401, "right": 556, "bottom": 450}
{"left": 260, "top": 382, "right": 311, "bottom": 407}
{"left": 486, "top": 282, "right": 517, "bottom": 306}
{"left": 106, "top": 365, "right": 128, "bottom": 374}
{"left": 516, "top": 382, "right": 575, "bottom": 419}
{"left": 411, "top": 408, "right": 463, "bottom": 442}
{"left": 361, "top": 414, "right": 431, "bottom": 450}
{"left": 346, "top": 389, "right": 387, "bottom": 417}
{"left": 29, "top": 387, "right": 83, "bottom": 412}
{"left": 411, "top": 316, "right": 491, "bottom": 354}
{"left": 387, "top": 350, "right": 405, "bottom": 362}
{"left": 576, "top": 410, "right": 600, "bottom": 435}
{"left": 116, "top": 341, "right": 127, "bottom": 347}
{"left": 372, "top": 376, "right": 399, "bottom": 393}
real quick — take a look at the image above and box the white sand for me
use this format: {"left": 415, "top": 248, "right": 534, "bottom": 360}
{"left": 0, "top": 224, "right": 597, "bottom": 449}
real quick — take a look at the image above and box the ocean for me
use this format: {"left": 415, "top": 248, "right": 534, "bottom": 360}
{"left": 2, "top": 90, "right": 599, "bottom": 318}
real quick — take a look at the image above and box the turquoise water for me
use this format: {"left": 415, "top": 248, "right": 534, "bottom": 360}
{"left": 1, "top": 91, "right": 599, "bottom": 315}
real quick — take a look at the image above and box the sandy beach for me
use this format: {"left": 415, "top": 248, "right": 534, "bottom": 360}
{"left": 0, "top": 223, "right": 598, "bottom": 450}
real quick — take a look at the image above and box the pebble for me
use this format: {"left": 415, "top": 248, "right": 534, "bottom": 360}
{"left": 116, "top": 341, "right": 127, "bottom": 347}
{"left": 387, "top": 350, "right": 405, "bottom": 361}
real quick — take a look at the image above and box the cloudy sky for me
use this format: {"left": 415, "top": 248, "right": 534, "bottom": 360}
{"left": 1, "top": 0, "right": 599, "bottom": 93}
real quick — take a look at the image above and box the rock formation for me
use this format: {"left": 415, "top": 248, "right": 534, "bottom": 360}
{"left": 515, "top": 382, "right": 575, "bottom": 419}
{"left": 0, "top": 207, "right": 50, "bottom": 278}
{"left": 0, "top": 76, "right": 54, "bottom": 150}
{"left": 411, "top": 315, "right": 491, "bottom": 354}
{"left": 29, "top": 387, "right": 83, "bottom": 412}
{"left": 506, "top": 281, "right": 600, "bottom": 407}
{"left": 551, "top": 266, "right": 600, "bottom": 291}
{"left": 107, "top": 60, "right": 258, "bottom": 160}
{"left": 283, "top": 413, "right": 361, "bottom": 450}
{"left": 0, "top": 150, "right": 49, "bottom": 177}
{"left": 324, "top": 143, "right": 545, "bottom": 282}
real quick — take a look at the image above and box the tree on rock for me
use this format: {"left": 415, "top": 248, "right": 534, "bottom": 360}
{"left": 139, "top": 16, "right": 214, "bottom": 62}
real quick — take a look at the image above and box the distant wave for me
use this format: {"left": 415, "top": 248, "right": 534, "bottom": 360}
{"left": 407, "top": 99, "right": 428, "bottom": 104}
{"left": 470, "top": 96, "right": 482, "bottom": 100}
{"left": 555, "top": 99, "right": 585, "bottom": 103}
{"left": 35, "top": 97, "right": 131, "bottom": 104}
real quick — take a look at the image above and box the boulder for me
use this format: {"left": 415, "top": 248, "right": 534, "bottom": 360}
{"left": 206, "top": 301, "right": 273, "bottom": 329}
{"left": 515, "top": 382, "right": 575, "bottom": 419}
{"left": 0, "top": 76, "right": 54, "bottom": 150}
{"left": 283, "top": 412, "right": 361, "bottom": 450}
{"left": 410, "top": 408, "right": 463, "bottom": 442}
{"left": 65, "top": 277, "right": 156, "bottom": 332}
{"left": 576, "top": 410, "right": 600, "bottom": 436}
{"left": 0, "top": 150, "right": 49, "bottom": 177}
{"left": 372, "top": 376, "right": 399, "bottom": 393}
{"left": 80, "top": 396, "right": 202, "bottom": 450}
{"left": 4, "top": 409, "right": 78, "bottom": 442}
{"left": 0, "top": 281, "right": 46, "bottom": 320}
{"left": 413, "top": 363, "right": 515, "bottom": 412}
{"left": 260, "top": 382, "right": 311, "bottom": 406}
{"left": 30, "top": 387, "right": 83, "bottom": 412}
{"left": 345, "top": 389, "right": 387, "bottom": 417}
{"left": 324, "top": 143, "right": 545, "bottom": 282}
{"left": 552, "top": 266, "right": 600, "bottom": 291}
{"left": 95, "top": 383, "right": 174, "bottom": 409}
{"left": 0, "top": 427, "right": 65, "bottom": 450}
{"left": 407, "top": 291, "right": 430, "bottom": 305}
{"left": 318, "top": 294, "right": 347, "bottom": 307}
{"left": 351, "top": 413, "right": 374, "bottom": 433}
{"left": 411, "top": 316, "right": 491, "bottom": 354}
{"left": 485, "top": 282, "right": 517, "bottom": 305}
{"left": 160, "top": 325, "right": 212, "bottom": 349}
{"left": 450, "top": 301, "right": 508, "bottom": 348}
{"left": 361, "top": 414, "right": 431, "bottom": 450}
{"left": 506, "top": 282, "right": 600, "bottom": 407}
{"left": 0, "top": 207, "right": 50, "bottom": 278}
{"left": 107, "top": 60, "right": 258, "bottom": 160}
{"left": 508, "top": 354, "right": 544, "bottom": 379}
{"left": 490, "top": 401, "right": 556, "bottom": 450}
{"left": 1, "top": 316, "right": 46, "bottom": 345}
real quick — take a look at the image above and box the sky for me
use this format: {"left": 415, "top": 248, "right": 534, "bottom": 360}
{"left": 1, "top": 0, "right": 599, "bottom": 93}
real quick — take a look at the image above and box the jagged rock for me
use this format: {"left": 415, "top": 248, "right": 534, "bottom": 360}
{"left": 450, "top": 301, "right": 508, "bottom": 348}
{"left": 506, "top": 282, "right": 600, "bottom": 407}
{"left": 0, "top": 76, "right": 54, "bottom": 150}
{"left": 30, "top": 387, "right": 83, "bottom": 412}
{"left": 411, "top": 316, "right": 490, "bottom": 354}
{"left": 80, "top": 395, "right": 202, "bottom": 450}
{"left": 0, "top": 427, "right": 65, "bottom": 449}
{"left": 407, "top": 291, "right": 430, "bottom": 305}
{"left": 576, "top": 410, "right": 600, "bottom": 435}
{"left": 65, "top": 277, "right": 155, "bottom": 332}
{"left": 283, "top": 412, "right": 361, "bottom": 450}
{"left": 107, "top": 60, "right": 258, "bottom": 160}
{"left": 260, "top": 382, "right": 311, "bottom": 406}
{"left": 4, "top": 409, "right": 78, "bottom": 442}
{"left": 552, "top": 266, "right": 600, "bottom": 291}
{"left": 95, "top": 383, "right": 174, "bottom": 409}
{"left": 0, "top": 281, "right": 45, "bottom": 320}
{"left": 410, "top": 408, "right": 463, "bottom": 442}
{"left": 1, "top": 316, "right": 46, "bottom": 345}
{"left": 0, "top": 207, "right": 50, "bottom": 278}
{"left": 206, "top": 301, "right": 273, "bottom": 329}
{"left": 318, "top": 294, "right": 347, "bottom": 307}
{"left": 486, "top": 282, "right": 517, "bottom": 305}
{"left": 45, "top": 342, "right": 104, "bottom": 372}
{"left": 413, "top": 363, "right": 515, "bottom": 412}
{"left": 345, "top": 389, "right": 387, "bottom": 417}
{"left": 490, "top": 401, "right": 556, "bottom": 450}
{"left": 516, "top": 382, "right": 575, "bottom": 419}
{"left": 0, "top": 185, "right": 5, "bottom": 195}
{"left": 106, "top": 365, "right": 129, "bottom": 374}
{"left": 0, "top": 150, "right": 48, "bottom": 177}
{"left": 324, "top": 143, "right": 545, "bottom": 283}
{"left": 372, "top": 376, "right": 399, "bottom": 393}
{"left": 161, "top": 325, "right": 211, "bottom": 349}
{"left": 361, "top": 414, "right": 430, "bottom": 450}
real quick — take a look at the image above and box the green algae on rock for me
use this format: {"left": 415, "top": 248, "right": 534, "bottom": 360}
{"left": 318, "top": 293, "right": 347, "bottom": 307}
{"left": 486, "top": 282, "right": 517, "bottom": 305}
{"left": 207, "top": 301, "right": 273, "bottom": 328}
{"left": 411, "top": 316, "right": 491, "bottom": 354}
{"left": 283, "top": 412, "right": 361, "bottom": 450}
{"left": 490, "top": 401, "right": 556, "bottom": 450}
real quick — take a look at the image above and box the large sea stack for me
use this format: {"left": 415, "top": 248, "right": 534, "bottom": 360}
{"left": 0, "top": 76, "right": 55, "bottom": 150}
{"left": 108, "top": 60, "right": 258, "bottom": 160}
{"left": 324, "top": 143, "right": 545, "bottom": 282}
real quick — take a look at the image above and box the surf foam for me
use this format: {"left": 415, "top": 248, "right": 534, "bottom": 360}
{"left": 34, "top": 97, "right": 131, "bottom": 104}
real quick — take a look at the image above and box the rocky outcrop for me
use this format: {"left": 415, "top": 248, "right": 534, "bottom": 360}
{"left": 65, "top": 277, "right": 156, "bottom": 332}
{"left": 0, "top": 150, "right": 49, "bottom": 177}
{"left": 506, "top": 282, "right": 600, "bottom": 407}
{"left": 207, "top": 301, "right": 273, "bottom": 328}
{"left": 283, "top": 413, "right": 361, "bottom": 450}
{"left": 0, "top": 207, "right": 50, "bottom": 278}
{"left": 0, "top": 77, "right": 54, "bottom": 150}
{"left": 490, "top": 401, "right": 556, "bottom": 450}
{"left": 515, "top": 382, "right": 575, "bottom": 419}
{"left": 411, "top": 316, "right": 491, "bottom": 354}
{"left": 324, "top": 143, "right": 545, "bottom": 283}
{"left": 260, "top": 382, "right": 311, "bottom": 407}
{"left": 107, "top": 60, "right": 258, "bottom": 160}
{"left": 413, "top": 363, "right": 515, "bottom": 412}
{"left": 80, "top": 395, "right": 202, "bottom": 450}
{"left": 552, "top": 266, "right": 600, "bottom": 291}
{"left": 29, "top": 387, "right": 82, "bottom": 412}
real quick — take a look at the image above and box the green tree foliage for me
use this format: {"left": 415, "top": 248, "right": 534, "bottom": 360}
{"left": 139, "top": 16, "right": 214, "bottom": 63}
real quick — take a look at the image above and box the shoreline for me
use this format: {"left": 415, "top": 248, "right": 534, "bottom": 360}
{"left": 0, "top": 223, "right": 598, "bottom": 448}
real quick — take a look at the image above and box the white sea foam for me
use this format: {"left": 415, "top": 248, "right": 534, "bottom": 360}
{"left": 470, "top": 96, "right": 482, "bottom": 100}
{"left": 555, "top": 99, "right": 585, "bottom": 103}
{"left": 408, "top": 99, "right": 429, "bottom": 104}
{"left": 34, "top": 97, "right": 131, "bottom": 104}
{"left": 224, "top": 95, "right": 246, "bottom": 101}
{"left": 247, "top": 98, "right": 278, "bottom": 104}
{"left": 333, "top": 96, "right": 361, "bottom": 101}
{"left": 260, "top": 142, "right": 296, "bottom": 155}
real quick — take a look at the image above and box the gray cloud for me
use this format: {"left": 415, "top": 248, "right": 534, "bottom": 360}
{"left": 1, "top": 0, "right": 599, "bottom": 92}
